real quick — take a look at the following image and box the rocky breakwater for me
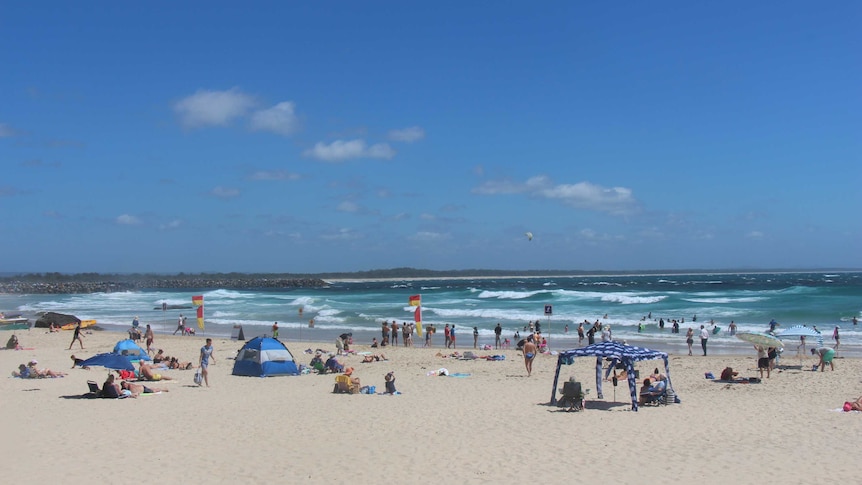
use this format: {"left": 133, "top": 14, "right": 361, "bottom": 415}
{"left": 0, "top": 277, "right": 328, "bottom": 294}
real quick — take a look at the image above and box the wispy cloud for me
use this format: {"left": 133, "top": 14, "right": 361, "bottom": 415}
{"left": 210, "top": 186, "right": 241, "bottom": 199}
{"left": 250, "top": 101, "right": 299, "bottom": 136}
{"left": 746, "top": 231, "right": 765, "bottom": 239}
{"left": 116, "top": 214, "right": 142, "bottom": 225}
{"left": 0, "top": 186, "right": 20, "bottom": 197}
{"left": 247, "top": 170, "right": 301, "bottom": 181}
{"left": 174, "top": 88, "right": 256, "bottom": 128}
{"left": 408, "top": 231, "right": 450, "bottom": 242}
{"left": 159, "top": 219, "right": 183, "bottom": 230}
{"left": 388, "top": 126, "right": 425, "bottom": 143}
{"left": 304, "top": 139, "right": 395, "bottom": 162}
{"left": 473, "top": 175, "right": 639, "bottom": 215}
{"left": 0, "top": 123, "right": 15, "bottom": 138}
{"left": 337, "top": 201, "right": 360, "bottom": 213}
{"left": 321, "top": 228, "right": 362, "bottom": 241}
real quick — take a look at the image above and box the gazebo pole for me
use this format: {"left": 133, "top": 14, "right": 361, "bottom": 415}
{"left": 550, "top": 354, "right": 563, "bottom": 405}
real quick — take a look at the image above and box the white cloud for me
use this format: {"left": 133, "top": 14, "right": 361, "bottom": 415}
{"left": 159, "top": 219, "right": 183, "bottom": 230}
{"left": 746, "top": 231, "right": 765, "bottom": 239}
{"left": 250, "top": 101, "right": 299, "bottom": 136}
{"left": 211, "top": 186, "right": 240, "bottom": 199}
{"left": 388, "top": 126, "right": 425, "bottom": 143}
{"left": 0, "top": 123, "right": 15, "bottom": 137}
{"left": 247, "top": 170, "right": 300, "bottom": 181}
{"left": 321, "top": 228, "right": 362, "bottom": 241}
{"left": 116, "top": 214, "right": 142, "bottom": 225}
{"left": 174, "top": 88, "right": 256, "bottom": 128}
{"left": 304, "top": 139, "right": 396, "bottom": 162}
{"left": 337, "top": 201, "right": 360, "bottom": 213}
{"left": 408, "top": 231, "right": 450, "bottom": 242}
{"left": 473, "top": 175, "right": 638, "bottom": 215}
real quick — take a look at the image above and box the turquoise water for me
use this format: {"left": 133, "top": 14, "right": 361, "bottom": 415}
{"left": 2, "top": 271, "right": 860, "bottom": 355}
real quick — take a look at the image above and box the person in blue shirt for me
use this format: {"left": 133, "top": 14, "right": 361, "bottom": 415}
{"left": 199, "top": 338, "right": 216, "bottom": 387}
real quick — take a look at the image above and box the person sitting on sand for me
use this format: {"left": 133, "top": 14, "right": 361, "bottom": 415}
{"left": 384, "top": 371, "right": 397, "bottom": 394}
{"left": 152, "top": 349, "right": 170, "bottom": 364}
{"left": 309, "top": 354, "right": 325, "bottom": 373}
{"left": 102, "top": 374, "right": 121, "bottom": 398}
{"left": 120, "top": 381, "right": 169, "bottom": 397}
{"left": 720, "top": 367, "right": 739, "bottom": 381}
{"left": 344, "top": 367, "right": 360, "bottom": 388}
{"left": 639, "top": 377, "right": 666, "bottom": 404}
{"left": 139, "top": 361, "right": 172, "bottom": 381}
{"left": 6, "top": 334, "right": 20, "bottom": 350}
{"left": 27, "top": 360, "right": 66, "bottom": 378}
{"left": 371, "top": 338, "right": 379, "bottom": 348}
{"left": 361, "top": 354, "right": 387, "bottom": 363}
{"left": 324, "top": 356, "right": 344, "bottom": 373}
{"left": 70, "top": 355, "right": 90, "bottom": 369}
{"left": 12, "top": 364, "right": 33, "bottom": 378}
{"left": 48, "top": 323, "right": 60, "bottom": 333}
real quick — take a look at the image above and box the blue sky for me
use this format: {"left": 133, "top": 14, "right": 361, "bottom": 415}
{"left": 1, "top": 2, "right": 859, "bottom": 273}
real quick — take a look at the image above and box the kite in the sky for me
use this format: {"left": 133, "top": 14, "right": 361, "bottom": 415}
{"left": 525, "top": 232, "right": 533, "bottom": 241}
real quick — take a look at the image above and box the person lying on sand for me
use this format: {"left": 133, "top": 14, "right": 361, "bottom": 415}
{"left": 70, "top": 355, "right": 90, "bottom": 369}
{"left": 121, "top": 381, "right": 169, "bottom": 397}
{"left": 27, "top": 360, "right": 65, "bottom": 378}
{"left": 361, "top": 354, "right": 387, "bottom": 363}
{"left": 139, "top": 362, "right": 172, "bottom": 381}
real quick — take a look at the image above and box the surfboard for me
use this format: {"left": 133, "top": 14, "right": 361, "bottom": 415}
{"left": 61, "top": 320, "right": 97, "bottom": 330}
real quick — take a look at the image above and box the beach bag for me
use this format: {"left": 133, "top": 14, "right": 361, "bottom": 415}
{"left": 193, "top": 368, "right": 203, "bottom": 385}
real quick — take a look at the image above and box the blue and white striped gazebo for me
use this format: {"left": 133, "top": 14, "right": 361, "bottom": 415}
{"left": 552, "top": 341, "right": 673, "bottom": 411}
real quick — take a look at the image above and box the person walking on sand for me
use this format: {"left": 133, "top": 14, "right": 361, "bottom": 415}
{"left": 494, "top": 323, "right": 502, "bottom": 349}
{"left": 68, "top": 321, "right": 84, "bottom": 350}
{"left": 199, "top": 338, "right": 215, "bottom": 387}
{"left": 700, "top": 325, "right": 709, "bottom": 356}
{"left": 833, "top": 326, "right": 840, "bottom": 353}
{"left": 686, "top": 328, "right": 694, "bottom": 356}
{"left": 272, "top": 322, "right": 279, "bottom": 339}
{"left": 450, "top": 325, "right": 457, "bottom": 349}
{"left": 174, "top": 315, "right": 185, "bottom": 335}
{"left": 473, "top": 326, "right": 479, "bottom": 349}
{"left": 523, "top": 335, "right": 537, "bottom": 377}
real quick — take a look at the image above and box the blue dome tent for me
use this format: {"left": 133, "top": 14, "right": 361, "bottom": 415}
{"left": 551, "top": 341, "right": 673, "bottom": 411}
{"left": 112, "top": 339, "right": 151, "bottom": 361}
{"left": 232, "top": 336, "right": 299, "bottom": 377}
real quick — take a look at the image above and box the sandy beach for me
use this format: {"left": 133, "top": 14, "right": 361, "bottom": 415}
{"left": 2, "top": 327, "right": 860, "bottom": 484}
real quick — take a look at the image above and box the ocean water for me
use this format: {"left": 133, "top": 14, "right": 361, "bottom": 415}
{"left": 2, "top": 272, "right": 860, "bottom": 355}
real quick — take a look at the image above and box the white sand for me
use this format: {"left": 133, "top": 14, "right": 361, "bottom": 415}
{"left": 2, "top": 329, "right": 861, "bottom": 484}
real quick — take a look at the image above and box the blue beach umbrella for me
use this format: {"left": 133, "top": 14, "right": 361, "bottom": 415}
{"left": 79, "top": 353, "right": 135, "bottom": 371}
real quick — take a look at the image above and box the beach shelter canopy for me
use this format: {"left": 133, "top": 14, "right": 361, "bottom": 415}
{"left": 776, "top": 325, "right": 824, "bottom": 347}
{"left": 551, "top": 341, "right": 672, "bottom": 412}
{"left": 112, "top": 339, "right": 151, "bottom": 361}
{"left": 80, "top": 353, "right": 135, "bottom": 371}
{"left": 232, "top": 336, "right": 299, "bottom": 377}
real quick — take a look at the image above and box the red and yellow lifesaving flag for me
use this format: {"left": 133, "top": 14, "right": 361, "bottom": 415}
{"left": 410, "top": 295, "right": 423, "bottom": 336}
{"left": 409, "top": 295, "right": 421, "bottom": 306}
{"left": 192, "top": 295, "right": 204, "bottom": 330}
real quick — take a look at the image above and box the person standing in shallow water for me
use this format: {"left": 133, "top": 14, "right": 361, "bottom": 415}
{"left": 700, "top": 325, "right": 709, "bottom": 356}
{"left": 473, "top": 326, "right": 479, "bottom": 349}
{"left": 686, "top": 328, "right": 694, "bottom": 356}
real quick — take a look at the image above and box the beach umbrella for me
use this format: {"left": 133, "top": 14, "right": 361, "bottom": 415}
{"left": 776, "top": 325, "right": 824, "bottom": 347}
{"left": 736, "top": 332, "right": 783, "bottom": 349}
{"left": 79, "top": 353, "right": 135, "bottom": 371}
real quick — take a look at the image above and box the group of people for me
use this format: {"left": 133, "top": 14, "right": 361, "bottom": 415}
{"left": 380, "top": 320, "right": 419, "bottom": 347}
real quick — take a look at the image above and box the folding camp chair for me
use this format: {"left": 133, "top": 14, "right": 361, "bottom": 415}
{"left": 86, "top": 380, "right": 102, "bottom": 398}
{"left": 558, "top": 381, "right": 586, "bottom": 412}
{"left": 333, "top": 374, "right": 358, "bottom": 394}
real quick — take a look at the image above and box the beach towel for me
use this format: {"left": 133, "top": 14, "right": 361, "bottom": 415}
{"left": 448, "top": 373, "right": 471, "bottom": 378}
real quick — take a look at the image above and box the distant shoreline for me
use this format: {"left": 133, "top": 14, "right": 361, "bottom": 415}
{"left": 2, "top": 269, "right": 859, "bottom": 293}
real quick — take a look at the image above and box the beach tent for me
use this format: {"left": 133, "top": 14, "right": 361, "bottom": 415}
{"left": 551, "top": 341, "right": 672, "bottom": 412}
{"left": 232, "top": 336, "right": 299, "bottom": 377}
{"left": 112, "top": 339, "right": 151, "bottom": 361}
{"left": 776, "top": 325, "right": 824, "bottom": 347}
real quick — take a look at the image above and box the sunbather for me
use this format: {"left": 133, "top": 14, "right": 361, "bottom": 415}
{"left": 120, "top": 381, "right": 169, "bottom": 397}
{"left": 139, "top": 361, "right": 173, "bottom": 381}
{"left": 720, "top": 367, "right": 740, "bottom": 381}
{"left": 324, "top": 356, "right": 344, "bottom": 373}
{"left": 639, "top": 377, "right": 666, "bottom": 404}
{"left": 103, "top": 374, "right": 121, "bottom": 398}
{"left": 844, "top": 395, "right": 862, "bottom": 412}
{"left": 6, "top": 334, "right": 19, "bottom": 350}
{"left": 27, "top": 360, "right": 66, "bottom": 378}
{"left": 361, "top": 354, "right": 387, "bottom": 363}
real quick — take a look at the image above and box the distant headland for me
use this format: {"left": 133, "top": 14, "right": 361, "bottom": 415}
{"left": 0, "top": 267, "right": 857, "bottom": 294}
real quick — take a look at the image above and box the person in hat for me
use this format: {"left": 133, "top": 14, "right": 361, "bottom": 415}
{"left": 344, "top": 367, "right": 360, "bottom": 388}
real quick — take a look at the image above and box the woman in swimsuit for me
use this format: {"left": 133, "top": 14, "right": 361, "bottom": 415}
{"left": 523, "top": 337, "right": 537, "bottom": 377}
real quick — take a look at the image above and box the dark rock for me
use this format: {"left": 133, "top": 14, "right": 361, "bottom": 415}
{"left": 34, "top": 312, "right": 81, "bottom": 328}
